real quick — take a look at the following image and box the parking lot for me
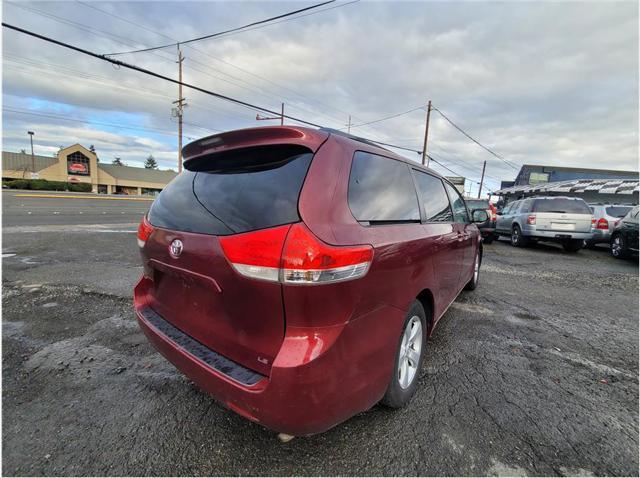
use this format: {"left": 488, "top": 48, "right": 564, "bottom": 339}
{"left": 2, "top": 191, "right": 638, "bottom": 476}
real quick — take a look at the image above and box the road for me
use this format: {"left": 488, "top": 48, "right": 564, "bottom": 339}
{"left": 2, "top": 190, "right": 151, "bottom": 227}
{"left": 2, "top": 193, "right": 638, "bottom": 476}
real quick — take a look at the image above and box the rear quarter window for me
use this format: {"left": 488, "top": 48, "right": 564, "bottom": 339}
{"left": 348, "top": 151, "right": 420, "bottom": 223}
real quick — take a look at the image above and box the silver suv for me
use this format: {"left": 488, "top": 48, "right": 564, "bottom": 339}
{"left": 496, "top": 196, "right": 594, "bottom": 252}
{"left": 587, "top": 204, "right": 633, "bottom": 246}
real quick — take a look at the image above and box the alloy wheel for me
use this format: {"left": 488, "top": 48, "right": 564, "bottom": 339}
{"left": 611, "top": 236, "right": 622, "bottom": 257}
{"left": 398, "top": 316, "right": 422, "bottom": 389}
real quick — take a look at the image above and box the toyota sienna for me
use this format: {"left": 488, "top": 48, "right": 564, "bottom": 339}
{"left": 134, "top": 126, "right": 486, "bottom": 436}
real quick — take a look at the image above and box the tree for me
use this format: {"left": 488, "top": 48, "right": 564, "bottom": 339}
{"left": 89, "top": 145, "right": 99, "bottom": 162}
{"left": 112, "top": 157, "right": 124, "bottom": 166}
{"left": 144, "top": 154, "right": 158, "bottom": 169}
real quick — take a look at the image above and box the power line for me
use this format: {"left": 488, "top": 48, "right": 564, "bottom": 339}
{"left": 105, "top": 0, "right": 337, "bottom": 56}
{"left": 75, "top": 0, "right": 368, "bottom": 129}
{"left": 345, "top": 105, "right": 425, "bottom": 129}
{"left": 2, "top": 22, "right": 421, "bottom": 155}
{"left": 427, "top": 153, "right": 494, "bottom": 193}
{"left": 431, "top": 105, "right": 520, "bottom": 170}
{"left": 75, "top": 0, "right": 379, "bottom": 134}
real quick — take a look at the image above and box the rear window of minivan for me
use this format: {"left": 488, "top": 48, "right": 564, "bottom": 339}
{"left": 532, "top": 198, "right": 591, "bottom": 214}
{"left": 147, "top": 147, "right": 313, "bottom": 235}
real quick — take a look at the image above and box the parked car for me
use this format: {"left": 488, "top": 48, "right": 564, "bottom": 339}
{"left": 465, "top": 198, "right": 497, "bottom": 243}
{"left": 495, "top": 196, "right": 594, "bottom": 252}
{"left": 610, "top": 206, "right": 639, "bottom": 259}
{"left": 134, "top": 126, "right": 487, "bottom": 437}
{"left": 587, "top": 204, "right": 633, "bottom": 247}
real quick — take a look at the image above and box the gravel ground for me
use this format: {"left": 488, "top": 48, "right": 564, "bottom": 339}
{"left": 2, "top": 222, "right": 638, "bottom": 476}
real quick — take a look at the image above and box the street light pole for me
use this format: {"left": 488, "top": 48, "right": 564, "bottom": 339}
{"left": 27, "top": 131, "right": 35, "bottom": 175}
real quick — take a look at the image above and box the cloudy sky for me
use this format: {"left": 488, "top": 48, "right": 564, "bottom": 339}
{"left": 2, "top": 0, "right": 638, "bottom": 195}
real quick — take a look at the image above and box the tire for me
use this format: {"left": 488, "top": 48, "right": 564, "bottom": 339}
{"left": 511, "top": 225, "right": 528, "bottom": 247}
{"left": 563, "top": 239, "right": 583, "bottom": 253}
{"left": 465, "top": 249, "right": 481, "bottom": 291}
{"left": 610, "top": 233, "right": 629, "bottom": 259}
{"left": 381, "top": 301, "right": 428, "bottom": 409}
{"left": 482, "top": 234, "right": 494, "bottom": 245}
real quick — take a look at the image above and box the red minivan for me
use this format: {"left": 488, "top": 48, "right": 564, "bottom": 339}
{"left": 134, "top": 126, "right": 486, "bottom": 436}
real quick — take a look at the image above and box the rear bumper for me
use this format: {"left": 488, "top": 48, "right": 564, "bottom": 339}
{"left": 521, "top": 225, "right": 593, "bottom": 241}
{"left": 589, "top": 229, "right": 611, "bottom": 243}
{"left": 134, "top": 277, "right": 400, "bottom": 436}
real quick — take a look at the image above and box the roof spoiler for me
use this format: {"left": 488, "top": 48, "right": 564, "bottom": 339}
{"left": 182, "top": 126, "right": 329, "bottom": 168}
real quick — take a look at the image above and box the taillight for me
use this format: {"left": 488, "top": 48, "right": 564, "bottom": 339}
{"left": 596, "top": 218, "right": 609, "bottom": 230}
{"left": 220, "top": 223, "right": 373, "bottom": 284}
{"left": 219, "top": 225, "right": 289, "bottom": 282}
{"left": 527, "top": 214, "right": 536, "bottom": 225}
{"left": 137, "top": 215, "right": 155, "bottom": 248}
{"left": 281, "top": 223, "right": 373, "bottom": 284}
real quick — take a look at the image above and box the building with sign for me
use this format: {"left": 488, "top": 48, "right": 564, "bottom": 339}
{"left": 2, "top": 144, "right": 177, "bottom": 195}
{"left": 512, "top": 164, "right": 638, "bottom": 187}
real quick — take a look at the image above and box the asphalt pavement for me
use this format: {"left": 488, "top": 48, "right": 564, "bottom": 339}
{"left": 2, "top": 192, "right": 638, "bottom": 476}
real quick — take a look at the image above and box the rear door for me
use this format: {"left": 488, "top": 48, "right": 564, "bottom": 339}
{"left": 141, "top": 146, "right": 314, "bottom": 375}
{"left": 412, "top": 170, "right": 459, "bottom": 310}
{"left": 531, "top": 198, "right": 593, "bottom": 233}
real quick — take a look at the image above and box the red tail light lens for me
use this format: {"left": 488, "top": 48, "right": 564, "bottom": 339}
{"left": 596, "top": 218, "right": 609, "bottom": 230}
{"left": 220, "top": 223, "right": 374, "bottom": 284}
{"left": 527, "top": 214, "right": 536, "bottom": 225}
{"left": 281, "top": 223, "right": 373, "bottom": 284}
{"left": 137, "top": 215, "right": 155, "bottom": 248}
{"left": 219, "top": 225, "right": 289, "bottom": 282}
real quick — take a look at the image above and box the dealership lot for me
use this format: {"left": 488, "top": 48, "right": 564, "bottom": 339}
{"left": 2, "top": 191, "right": 638, "bottom": 476}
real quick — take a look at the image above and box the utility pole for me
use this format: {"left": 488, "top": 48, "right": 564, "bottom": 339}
{"left": 256, "top": 103, "right": 285, "bottom": 124}
{"left": 347, "top": 115, "right": 352, "bottom": 133}
{"left": 173, "top": 45, "right": 186, "bottom": 173}
{"left": 477, "top": 160, "right": 486, "bottom": 198}
{"left": 421, "top": 100, "right": 432, "bottom": 167}
{"left": 27, "top": 131, "right": 35, "bottom": 175}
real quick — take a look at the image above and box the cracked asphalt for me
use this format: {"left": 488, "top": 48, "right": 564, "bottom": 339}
{"left": 2, "top": 192, "right": 639, "bottom": 476}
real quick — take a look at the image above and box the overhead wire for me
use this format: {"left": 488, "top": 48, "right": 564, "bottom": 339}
{"left": 105, "top": 0, "right": 337, "bottom": 55}
{"left": 431, "top": 105, "right": 520, "bottom": 170}
{"left": 2, "top": 23, "right": 422, "bottom": 155}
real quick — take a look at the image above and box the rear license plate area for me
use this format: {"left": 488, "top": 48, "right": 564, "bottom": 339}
{"left": 552, "top": 223, "right": 575, "bottom": 231}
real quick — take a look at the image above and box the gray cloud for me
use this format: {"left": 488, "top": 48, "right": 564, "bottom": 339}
{"left": 2, "top": 0, "right": 638, "bottom": 192}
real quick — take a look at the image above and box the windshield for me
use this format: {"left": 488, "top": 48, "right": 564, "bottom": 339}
{"left": 465, "top": 199, "right": 489, "bottom": 210}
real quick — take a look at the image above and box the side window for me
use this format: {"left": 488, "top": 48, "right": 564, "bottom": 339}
{"left": 348, "top": 151, "right": 420, "bottom": 222}
{"left": 444, "top": 182, "right": 469, "bottom": 223}
{"left": 412, "top": 170, "right": 453, "bottom": 222}
{"left": 519, "top": 199, "right": 533, "bottom": 213}
{"left": 510, "top": 201, "right": 521, "bottom": 214}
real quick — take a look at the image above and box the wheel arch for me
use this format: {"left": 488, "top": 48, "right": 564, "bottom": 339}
{"left": 415, "top": 289, "right": 435, "bottom": 334}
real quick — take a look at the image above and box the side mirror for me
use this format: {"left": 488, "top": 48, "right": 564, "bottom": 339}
{"left": 496, "top": 210, "right": 503, "bottom": 216}
{"left": 472, "top": 209, "right": 489, "bottom": 223}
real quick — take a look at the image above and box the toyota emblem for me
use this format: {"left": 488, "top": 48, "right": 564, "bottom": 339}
{"left": 169, "top": 239, "right": 183, "bottom": 258}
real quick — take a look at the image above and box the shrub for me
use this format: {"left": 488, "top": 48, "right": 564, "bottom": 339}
{"left": 2, "top": 179, "right": 92, "bottom": 192}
